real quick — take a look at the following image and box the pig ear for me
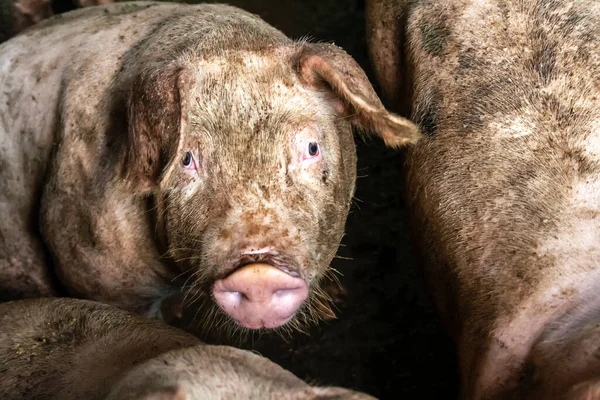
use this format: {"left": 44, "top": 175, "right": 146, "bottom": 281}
{"left": 121, "top": 67, "right": 194, "bottom": 194}
{"left": 295, "top": 43, "right": 420, "bottom": 148}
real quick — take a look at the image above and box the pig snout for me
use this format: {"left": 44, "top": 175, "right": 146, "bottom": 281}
{"left": 213, "top": 263, "right": 308, "bottom": 329}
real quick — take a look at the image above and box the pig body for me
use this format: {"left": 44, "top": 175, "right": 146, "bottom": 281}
{"left": 0, "top": 2, "right": 418, "bottom": 330}
{"left": 367, "top": 0, "right": 600, "bottom": 398}
{"left": 0, "top": 297, "right": 375, "bottom": 399}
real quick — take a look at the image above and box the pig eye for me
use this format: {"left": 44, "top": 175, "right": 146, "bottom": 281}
{"left": 181, "top": 151, "right": 195, "bottom": 170}
{"left": 300, "top": 140, "right": 321, "bottom": 165}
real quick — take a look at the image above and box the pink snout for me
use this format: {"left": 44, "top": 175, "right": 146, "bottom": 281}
{"left": 212, "top": 263, "right": 308, "bottom": 329}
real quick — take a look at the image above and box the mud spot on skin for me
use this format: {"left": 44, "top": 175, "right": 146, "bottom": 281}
{"left": 460, "top": 78, "right": 525, "bottom": 133}
{"left": 241, "top": 210, "right": 272, "bottom": 238}
{"left": 561, "top": 10, "right": 584, "bottom": 35}
{"left": 413, "top": 87, "right": 442, "bottom": 136}
{"left": 419, "top": 14, "right": 450, "bottom": 56}
{"left": 538, "top": 92, "right": 580, "bottom": 130}
{"left": 285, "top": 174, "right": 294, "bottom": 187}
{"left": 529, "top": 30, "right": 557, "bottom": 85}
{"left": 458, "top": 47, "right": 477, "bottom": 71}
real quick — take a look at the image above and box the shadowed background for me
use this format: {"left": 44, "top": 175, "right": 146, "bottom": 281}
{"left": 5, "top": 0, "right": 459, "bottom": 398}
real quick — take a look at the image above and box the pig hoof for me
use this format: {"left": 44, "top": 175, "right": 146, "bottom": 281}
{"left": 213, "top": 263, "right": 308, "bottom": 329}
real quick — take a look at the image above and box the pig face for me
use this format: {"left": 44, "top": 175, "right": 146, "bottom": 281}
{"left": 121, "top": 43, "right": 419, "bottom": 331}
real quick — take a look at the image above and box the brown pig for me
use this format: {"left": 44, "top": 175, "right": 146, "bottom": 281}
{"left": 367, "top": 0, "right": 600, "bottom": 399}
{"left": 0, "top": 297, "right": 377, "bottom": 399}
{"left": 0, "top": 2, "right": 419, "bottom": 332}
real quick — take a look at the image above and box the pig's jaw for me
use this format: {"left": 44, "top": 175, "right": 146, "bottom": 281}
{"left": 212, "top": 263, "right": 309, "bottom": 329}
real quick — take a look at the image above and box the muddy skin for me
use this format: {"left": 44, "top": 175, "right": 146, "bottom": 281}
{"left": 0, "top": 1, "right": 419, "bottom": 335}
{"left": 367, "top": 0, "right": 600, "bottom": 399}
{"left": 0, "top": 298, "right": 376, "bottom": 400}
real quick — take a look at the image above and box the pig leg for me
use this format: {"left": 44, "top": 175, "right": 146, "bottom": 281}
{"left": 0, "top": 125, "right": 59, "bottom": 299}
{"left": 39, "top": 141, "right": 178, "bottom": 315}
{"left": 40, "top": 188, "right": 179, "bottom": 315}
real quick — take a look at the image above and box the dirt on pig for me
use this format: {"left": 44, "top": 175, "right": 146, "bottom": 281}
{"left": 24, "top": 0, "right": 458, "bottom": 398}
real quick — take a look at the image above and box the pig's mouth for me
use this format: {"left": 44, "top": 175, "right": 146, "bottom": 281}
{"left": 211, "top": 254, "right": 309, "bottom": 330}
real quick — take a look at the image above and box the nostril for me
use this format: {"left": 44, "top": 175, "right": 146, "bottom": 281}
{"left": 220, "top": 291, "right": 244, "bottom": 305}
{"left": 273, "top": 288, "right": 301, "bottom": 301}
{"left": 275, "top": 285, "right": 302, "bottom": 294}
{"left": 222, "top": 288, "right": 254, "bottom": 302}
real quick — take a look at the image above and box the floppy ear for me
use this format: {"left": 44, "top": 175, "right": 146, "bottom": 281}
{"left": 295, "top": 43, "right": 420, "bottom": 148}
{"left": 121, "top": 66, "right": 194, "bottom": 194}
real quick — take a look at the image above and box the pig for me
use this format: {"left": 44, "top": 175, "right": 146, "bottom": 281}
{"left": 0, "top": 0, "right": 115, "bottom": 43}
{"left": 0, "top": 297, "right": 376, "bottom": 399}
{"left": 366, "top": 0, "right": 600, "bottom": 399}
{"left": 0, "top": 1, "right": 419, "bottom": 332}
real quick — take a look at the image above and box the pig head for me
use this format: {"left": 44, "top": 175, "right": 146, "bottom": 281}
{"left": 367, "top": 0, "right": 600, "bottom": 399}
{"left": 117, "top": 44, "right": 419, "bottom": 331}
{"left": 119, "top": 42, "right": 418, "bottom": 331}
